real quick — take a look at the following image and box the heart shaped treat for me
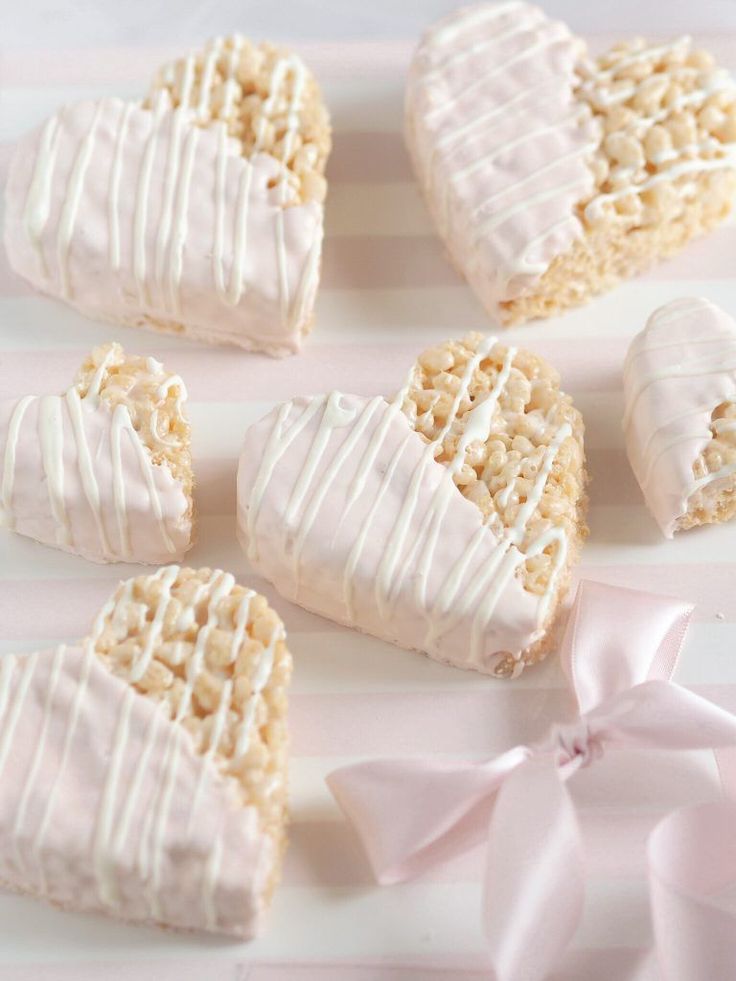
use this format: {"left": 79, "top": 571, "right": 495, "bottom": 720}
{"left": 0, "top": 565, "right": 291, "bottom": 938}
{"left": 406, "top": 3, "right": 736, "bottom": 324}
{"left": 0, "top": 342, "right": 192, "bottom": 563}
{"left": 624, "top": 297, "right": 736, "bottom": 537}
{"left": 237, "top": 332, "right": 586, "bottom": 677}
{"left": 4, "top": 36, "right": 330, "bottom": 356}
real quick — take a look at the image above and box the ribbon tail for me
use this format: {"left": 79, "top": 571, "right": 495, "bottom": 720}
{"left": 327, "top": 746, "right": 529, "bottom": 884}
{"left": 484, "top": 755, "right": 585, "bottom": 981}
{"left": 649, "top": 801, "right": 736, "bottom": 981}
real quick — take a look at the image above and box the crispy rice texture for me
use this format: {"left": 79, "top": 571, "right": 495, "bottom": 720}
{"left": 92, "top": 567, "right": 293, "bottom": 903}
{"left": 498, "top": 37, "right": 736, "bottom": 323}
{"left": 74, "top": 342, "right": 194, "bottom": 511}
{"left": 402, "top": 332, "right": 588, "bottom": 677}
{"left": 679, "top": 401, "right": 736, "bottom": 531}
{"left": 149, "top": 35, "right": 331, "bottom": 206}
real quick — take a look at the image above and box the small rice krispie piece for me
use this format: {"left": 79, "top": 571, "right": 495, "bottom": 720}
{"left": 406, "top": 3, "right": 736, "bottom": 325}
{"left": 624, "top": 297, "right": 736, "bottom": 537}
{"left": 401, "top": 332, "right": 588, "bottom": 675}
{"left": 237, "top": 333, "right": 586, "bottom": 678}
{"left": 4, "top": 36, "right": 331, "bottom": 355}
{"left": 0, "top": 342, "right": 193, "bottom": 563}
{"left": 0, "top": 566, "right": 292, "bottom": 938}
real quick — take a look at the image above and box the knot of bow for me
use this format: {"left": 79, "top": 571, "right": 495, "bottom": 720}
{"left": 328, "top": 580, "right": 736, "bottom": 981}
{"left": 545, "top": 717, "right": 602, "bottom": 769}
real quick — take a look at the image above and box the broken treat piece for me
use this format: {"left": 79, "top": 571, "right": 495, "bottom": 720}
{"left": 406, "top": 3, "right": 736, "bottom": 324}
{"left": 237, "top": 332, "right": 587, "bottom": 678}
{"left": 4, "top": 35, "right": 331, "bottom": 355}
{"left": 0, "top": 565, "right": 291, "bottom": 938}
{"left": 0, "top": 342, "right": 193, "bottom": 563}
{"left": 623, "top": 297, "right": 736, "bottom": 537}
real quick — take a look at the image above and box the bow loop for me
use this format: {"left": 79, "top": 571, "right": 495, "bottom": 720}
{"left": 560, "top": 579, "right": 693, "bottom": 714}
{"left": 327, "top": 746, "right": 530, "bottom": 885}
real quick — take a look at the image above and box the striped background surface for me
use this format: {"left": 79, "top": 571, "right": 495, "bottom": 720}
{"left": 1, "top": 34, "right": 736, "bottom": 981}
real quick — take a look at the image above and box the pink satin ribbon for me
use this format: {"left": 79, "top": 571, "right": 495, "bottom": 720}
{"left": 327, "top": 580, "right": 736, "bottom": 981}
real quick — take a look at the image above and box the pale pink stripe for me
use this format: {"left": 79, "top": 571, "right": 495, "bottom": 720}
{"left": 0, "top": 577, "right": 327, "bottom": 639}
{"left": 2, "top": 36, "right": 735, "bottom": 85}
{"left": 572, "top": 567, "right": 736, "bottom": 622}
{"left": 0, "top": 347, "right": 420, "bottom": 402}
{"left": 321, "top": 236, "right": 460, "bottom": 289}
{"left": 290, "top": 687, "right": 736, "bottom": 754}
{"left": 552, "top": 949, "right": 655, "bottom": 981}
{"left": 0, "top": 341, "right": 626, "bottom": 401}
{"left": 284, "top": 808, "right": 659, "bottom": 887}
{"left": 196, "top": 458, "right": 238, "bottom": 515}
{"left": 0, "top": 565, "right": 733, "bottom": 642}
{"left": 322, "top": 226, "right": 736, "bottom": 286}
{"left": 644, "top": 225, "right": 736, "bottom": 280}
{"left": 0, "top": 965, "right": 488, "bottom": 981}
{"left": 325, "top": 133, "right": 411, "bottom": 183}
{"left": 0, "top": 41, "right": 412, "bottom": 85}
{"left": 290, "top": 683, "right": 736, "bottom": 754}
{"left": 290, "top": 689, "right": 570, "bottom": 755}
{"left": 0, "top": 347, "right": 414, "bottom": 403}
{"left": 587, "top": 450, "right": 641, "bottom": 507}
{"left": 0, "top": 47, "right": 183, "bottom": 84}
{"left": 0, "top": 953, "right": 654, "bottom": 981}
{"left": 2, "top": 226, "right": 735, "bottom": 299}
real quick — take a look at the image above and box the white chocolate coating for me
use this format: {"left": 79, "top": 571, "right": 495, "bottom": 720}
{"left": 623, "top": 297, "right": 736, "bottom": 537}
{"left": 0, "top": 636, "right": 273, "bottom": 935}
{"left": 407, "top": 6, "right": 736, "bottom": 319}
{"left": 0, "top": 379, "right": 190, "bottom": 564}
{"left": 4, "top": 94, "right": 323, "bottom": 356}
{"left": 406, "top": 1, "right": 598, "bottom": 314}
{"left": 236, "top": 388, "right": 572, "bottom": 675}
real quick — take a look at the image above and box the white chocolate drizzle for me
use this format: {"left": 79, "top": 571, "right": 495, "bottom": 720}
{"left": 408, "top": 7, "right": 736, "bottom": 314}
{"left": 406, "top": 1, "right": 598, "bottom": 311}
{"left": 578, "top": 37, "right": 736, "bottom": 221}
{"left": 38, "top": 395, "right": 71, "bottom": 546}
{"left": 10, "top": 645, "right": 65, "bottom": 875}
{"left": 0, "top": 568, "right": 280, "bottom": 930}
{"left": 10, "top": 39, "right": 321, "bottom": 349}
{"left": 240, "top": 339, "right": 573, "bottom": 672}
{"left": 0, "top": 364, "right": 187, "bottom": 562}
{"left": 623, "top": 297, "right": 736, "bottom": 536}
{"left": 0, "top": 564, "right": 281, "bottom": 935}
{"left": 31, "top": 644, "right": 95, "bottom": 892}
{"left": 57, "top": 101, "right": 103, "bottom": 298}
{"left": 0, "top": 396, "right": 34, "bottom": 529}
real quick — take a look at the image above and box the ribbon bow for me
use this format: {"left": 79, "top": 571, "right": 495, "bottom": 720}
{"left": 327, "top": 580, "right": 736, "bottom": 981}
